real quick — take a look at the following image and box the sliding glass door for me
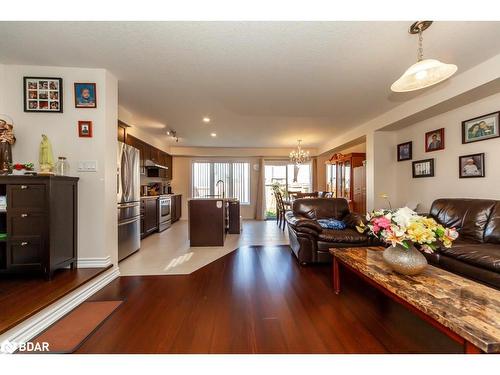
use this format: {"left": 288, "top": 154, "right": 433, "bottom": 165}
{"left": 264, "top": 161, "right": 312, "bottom": 219}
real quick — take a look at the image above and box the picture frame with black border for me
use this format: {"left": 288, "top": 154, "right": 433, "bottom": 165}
{"left": 397, "top": 141, "right": 412, "bottom": 161}
{"left": 425, "top": 128, "right": 445, "bottom": 152}
{"left": 462, "top": 111, "right": 499, "bottom": 144}
{"left": 412, "top": 158, "right": 434, "bottom": 178}
{"left": 459, "top": 153, "right": 485, "bottom": 178}
{"left": 23, "top": 77, "right": 63, "bottom": 113}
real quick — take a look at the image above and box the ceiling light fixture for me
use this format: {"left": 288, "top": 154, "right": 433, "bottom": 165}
{"left": 391, "top": 21, "right": 457, "bottom": 93}
{"left": 203, "top": 117, "right": 211, "bottom": 123}
{"left": 210, "top": 132, "right": 217, "bottom": 137}
{"left": 289, "top": 139, "right": 310, "bottom": 166}
{"left": 167, "top": 129, "right": 179, "bottom": 143}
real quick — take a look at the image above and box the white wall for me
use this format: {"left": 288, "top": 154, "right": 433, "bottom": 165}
{"left": 0, "top": 64, "right": 118, "bottom": 265}
{"left": 388, "top": 92, "right": 500, "bottom": 212}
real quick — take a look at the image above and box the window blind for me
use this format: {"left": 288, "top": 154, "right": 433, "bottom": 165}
{"left": 192, "top": 161, "right": 250, "bottom": 204}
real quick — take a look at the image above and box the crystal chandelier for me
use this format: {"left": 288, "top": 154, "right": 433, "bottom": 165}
{"left": 391, "top": 21, "right": 457, "bottom": 92}
{"left": 289, "top": 139, "right": 310, "bottom": 165}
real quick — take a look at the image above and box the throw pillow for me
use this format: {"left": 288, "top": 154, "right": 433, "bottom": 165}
{"left": 317, "top": 218, "right": 346, "bottom": 230}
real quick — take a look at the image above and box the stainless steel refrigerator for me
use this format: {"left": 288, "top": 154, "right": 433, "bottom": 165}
{"left": 117, "top": 142, "right": 141, "bottom": 261}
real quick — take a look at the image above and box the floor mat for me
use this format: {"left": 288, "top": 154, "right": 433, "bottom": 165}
{"left": 24, "top": 300, "right": 123, "bottom": 354}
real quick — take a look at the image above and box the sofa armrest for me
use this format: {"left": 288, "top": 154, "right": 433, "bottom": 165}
{"left": 343, "top": 212, "right": 366, "bottom": 229}
{"left": 285, "top": 212, "right": 322, "bottom": 234}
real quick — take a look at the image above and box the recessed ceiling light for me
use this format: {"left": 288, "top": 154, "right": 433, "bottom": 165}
{"left": 203, "top": 117, "right": 211, "bottom": 123}
{"left": 210, "top": 132, "right": 217, "bottom": 137}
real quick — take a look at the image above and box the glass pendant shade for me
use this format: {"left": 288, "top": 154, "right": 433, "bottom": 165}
{"left": 391, "top": 58, "right": 458, "bottom": 92}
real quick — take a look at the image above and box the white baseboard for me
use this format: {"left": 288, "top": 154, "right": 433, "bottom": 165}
{"left": 0, "top": 266, "right": 120, "bottom": 347}
{"left": 77, "top": 256, "right": 112, "bottom": 268}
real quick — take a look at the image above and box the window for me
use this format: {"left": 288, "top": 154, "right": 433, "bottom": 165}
{"left": 192, "top": 161, "right": 250, "bottom": 204}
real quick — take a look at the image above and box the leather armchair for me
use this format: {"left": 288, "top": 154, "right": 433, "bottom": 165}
{"left": 424, "top": 198, "right": 500, "bottom": 289}
{"left": 285, "top": 198, "right": 375, "bottom": 264}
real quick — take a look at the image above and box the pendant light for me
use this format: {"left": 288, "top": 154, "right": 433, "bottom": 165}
{"left": 391, "top": 21, "right": 457, "bottom": 92}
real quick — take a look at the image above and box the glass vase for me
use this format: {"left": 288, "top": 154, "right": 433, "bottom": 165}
{"left": 54, "top": 156, "right": 70, "bottom": 176}
{"left": 382, "top": 243, "right": 428, "bottom": 275}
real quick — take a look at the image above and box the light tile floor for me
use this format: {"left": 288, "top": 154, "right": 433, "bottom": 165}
{"left": 118, "top": 220, "right": 290, "bottom": 276}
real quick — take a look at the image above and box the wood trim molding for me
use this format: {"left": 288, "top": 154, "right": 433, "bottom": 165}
{"left": 0, "top": 267, "right": 120, "bottom": 347}
{"left": 77, "top": 256, "right": 112, "bottom": 268}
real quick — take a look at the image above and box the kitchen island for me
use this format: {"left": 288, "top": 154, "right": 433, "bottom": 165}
{"left": 188, "top": 198, "right": 240, "bottom": 246}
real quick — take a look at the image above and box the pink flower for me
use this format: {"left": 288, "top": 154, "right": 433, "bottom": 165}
{"left": 373, "top": 216, "right": 391, "bottom": 230}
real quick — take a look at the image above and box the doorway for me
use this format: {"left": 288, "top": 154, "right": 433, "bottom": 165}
{"left": 264, "top": 161, "right": 312, "bottom": 219}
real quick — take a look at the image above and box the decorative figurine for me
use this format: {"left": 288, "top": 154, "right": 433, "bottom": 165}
{"left": 39, "top": 134, "right": 55, "bottom": 174}
{"left": 0, "top": 117, "right": 16, "bottom": 175}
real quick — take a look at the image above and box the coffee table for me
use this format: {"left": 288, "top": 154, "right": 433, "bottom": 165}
{"left": 329, "top": 246, "right": 500, "bottom": 354}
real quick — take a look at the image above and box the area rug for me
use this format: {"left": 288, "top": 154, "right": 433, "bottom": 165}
{"left": 23, "top": 300, "right": 123, "bottom": 354}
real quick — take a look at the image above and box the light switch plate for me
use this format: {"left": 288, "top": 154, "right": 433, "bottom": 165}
{"left": 77, "top": 160, "right": 98, "bottom": 172}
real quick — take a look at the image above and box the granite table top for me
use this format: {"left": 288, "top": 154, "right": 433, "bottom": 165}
{"left": 330, "top": 247, "right": 500, "bottom": 353}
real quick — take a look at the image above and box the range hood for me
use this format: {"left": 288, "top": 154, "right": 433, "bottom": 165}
{"left": 144, "top": 159, "right": 168, "bottom": 170}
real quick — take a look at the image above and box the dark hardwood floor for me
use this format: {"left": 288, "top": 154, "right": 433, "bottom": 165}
{"left": 0, "top": 267, "right": 110, "bottom": 335}
{"left": 76, "top": 246, "right": 461, "bottom": 353}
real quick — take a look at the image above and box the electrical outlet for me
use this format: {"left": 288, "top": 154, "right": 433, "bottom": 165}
{"left": 77, "top": 160, "right": 98, "bottom": 172}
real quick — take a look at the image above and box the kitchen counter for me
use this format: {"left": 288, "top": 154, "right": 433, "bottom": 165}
{"left": 188, "top": 198, "right": 240, "bottom": 246}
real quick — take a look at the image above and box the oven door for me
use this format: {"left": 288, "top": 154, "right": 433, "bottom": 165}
{"left": 159, "top": 198, "right": 171, "bottom": 222}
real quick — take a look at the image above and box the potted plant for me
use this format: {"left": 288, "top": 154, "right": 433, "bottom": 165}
{"left": 357, "top": 207, "right": 459, "bottom": 275}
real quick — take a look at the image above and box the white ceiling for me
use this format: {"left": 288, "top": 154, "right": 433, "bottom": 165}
{"left": 1, "top": 21, "right": 500, "bottom": 148}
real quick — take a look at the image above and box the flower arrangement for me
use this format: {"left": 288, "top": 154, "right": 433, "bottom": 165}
{"left": 10, "top": 162, "right": 35, "bottom": 175}
{"left": 12, "top": 163, "right": 34, "bottom": 171}
{"left": 356, "top": 207, "right": 459, "bottom": 253}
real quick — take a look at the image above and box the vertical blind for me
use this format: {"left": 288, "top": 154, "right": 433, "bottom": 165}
{"left": 192, "top": 161, "right": 250, "bottom": 204}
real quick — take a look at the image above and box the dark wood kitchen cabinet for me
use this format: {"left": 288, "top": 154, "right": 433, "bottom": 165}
{"left": 171, "top": 194, "right": 182, "bottom": 223}
{"left": 117, "top": 120, "right": 128, "bottom": 143}
{"left": 0, "top": 176, "right": 79, "bottom": 279}
{"left": 141, "top": 197, "right": 158, "bottom": 238}
{"left": 125, "top": 134, "right": 146, "bottom": 174}
{"left": 123, "top": 130, "right": 173, "bottom": 180}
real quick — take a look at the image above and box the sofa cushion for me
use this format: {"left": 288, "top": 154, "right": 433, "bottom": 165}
{"left": 440, "top": 243, "right": 500, "bottom": 273}
{"left": 318, "top": 228, "right": 368, "bottom": 243}
{"left": 430, "top": 198, "right": 497, "bottom": 243}
{"left": 485, "top": 203, "right": 500, "bottom": 244}
{"left": 293, "top": 198, "right": 350, "bottom": 220}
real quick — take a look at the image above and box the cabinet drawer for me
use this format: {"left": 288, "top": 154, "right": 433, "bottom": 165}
{"left": 8, "top": 238, "right": 43, "bottom": 268}
{"left": 7, "top": 184, "right": 46, "bottom": 211}
{"left": 8, "top": 212, "right": 46, "bottom": 237}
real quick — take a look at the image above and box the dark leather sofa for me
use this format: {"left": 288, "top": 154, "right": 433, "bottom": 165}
{"left": 285, "top": 198, "right": 376, "bottom": 264}
{"left": 424, "top": 198, "right": 500, "bottom": 289}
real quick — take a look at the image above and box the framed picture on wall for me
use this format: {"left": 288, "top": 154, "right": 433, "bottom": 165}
{"left": 74, "top": 83, "right": 97, "bottom": 108}
{"left": 412, "top": 158, "right": 434, "bottom": 178}
{"left": 23, "top": 77, "right": 63, "bottom": 113}
{"left": 462, "top": 112, "right": 499, "bottom": 144}
{"left": 459, "top": 153, "right": 485, "bottom": 178}
{"left": 78, "top": 121, "right": 93, "bottom": 138}
{"left": 397, "top": 141, "right": 412, "bottom": 161}
{"left": 425, "top": 128, "right": 445, "bottom": 152}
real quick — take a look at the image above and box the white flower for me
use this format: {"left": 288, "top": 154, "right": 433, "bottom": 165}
{"left": 393, "top": 207, "right": 417, "bottom": 228}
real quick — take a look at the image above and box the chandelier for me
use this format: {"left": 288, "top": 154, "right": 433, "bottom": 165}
{"left": 391, "top": 21, "right": 457, "bottom": 92}
{"left": 289, "top": 139, "right": 310, "bottom": 165}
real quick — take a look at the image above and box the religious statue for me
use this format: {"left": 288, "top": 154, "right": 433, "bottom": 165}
{"left": 0, "top": 117, "right": 16, "bottom": 175}
{"left": 39, "top": 134, "right": 55, "bottom": 174}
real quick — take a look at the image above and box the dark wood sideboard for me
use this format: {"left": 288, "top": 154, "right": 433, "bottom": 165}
{"left": 0, "top": 175, "right": 79, "bottom": 279}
